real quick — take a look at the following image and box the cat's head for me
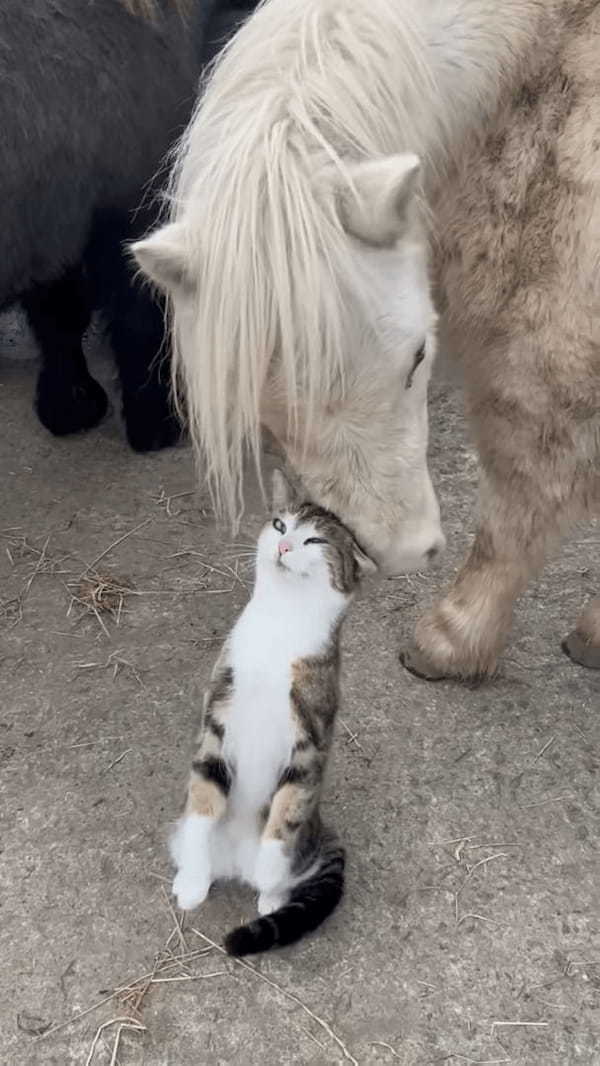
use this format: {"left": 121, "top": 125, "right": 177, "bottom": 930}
{"left": 256, "top": 470, "right": 376, "bottom": 593}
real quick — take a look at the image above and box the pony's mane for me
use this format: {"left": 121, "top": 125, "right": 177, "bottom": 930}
{"left": 167, "top": 0, "right": 544, "bottom": 522}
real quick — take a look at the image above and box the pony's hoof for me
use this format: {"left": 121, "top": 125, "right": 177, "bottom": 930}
{"left": 401, "top": 603, "right": 501, "bottom": 684}
{"left": 400, "top": 637, "right": 490, "bottom": 685}
{"left": 399, "top": 644, "right": 451, "bottom": 681}
{"left": 122, "top": 392, "right": 182, "bottom": 452}
{"left": 36, "top": 373, "right": 108, "bottom": 436}
{"left": 562, "top": 632, "right": 600, "bottom": 670}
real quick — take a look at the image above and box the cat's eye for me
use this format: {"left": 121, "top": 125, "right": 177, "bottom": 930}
{"left": 273, "top": 518, "right": 286, "bottom": 534}
{"left": 304, "top": 536, "right": 328, "bottom": 546}
{"left": 405, "top": 342, "right": 426, "bottom": 390}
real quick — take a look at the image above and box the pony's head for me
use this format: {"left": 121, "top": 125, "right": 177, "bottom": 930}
{"left": 134, "top": 154, "right": 443, "bottom": 574}
{"left": 135, "top": 156, "right": 442, "bottom": 574}
{"left": 133, "top": 0, "right": 445, "bottom": 575}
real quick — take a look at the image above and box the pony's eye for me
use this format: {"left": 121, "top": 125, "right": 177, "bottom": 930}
{"left": 304, "top": 536, "right": 328, "bottom": 546}
{"left": 405, "top": 343, "right": 426, "bottom": 390}
{"left": 273, "top": 518, "right": 286, "bottom": 534}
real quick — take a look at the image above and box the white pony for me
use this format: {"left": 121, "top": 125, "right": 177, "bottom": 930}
{"left": 135, "top": 0, "right": 600, "bottom": 678}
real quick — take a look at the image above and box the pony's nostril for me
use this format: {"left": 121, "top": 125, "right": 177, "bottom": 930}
{"left": 426, "top": 540, "right": 445, "bottom": 562}
{"left": 425, "top": 535, "right": 446, "bottom": 563}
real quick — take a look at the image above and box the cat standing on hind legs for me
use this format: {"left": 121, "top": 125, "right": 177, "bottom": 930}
{"left": 171, "top": 471, "right": 374, "bottom": 956}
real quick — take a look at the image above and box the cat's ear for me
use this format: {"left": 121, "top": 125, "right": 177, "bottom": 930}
{"left": 353, "top": 541, "right": 377, "bottom": 576}
{"left": 271, "top": 468, "right": 294, "bottom": 512}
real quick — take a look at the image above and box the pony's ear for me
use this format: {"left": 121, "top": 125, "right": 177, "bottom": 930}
{"left": 353, "top": 540, "right": 378, "bottom": 576}
{"left": 131, "top": 222, "right": 191, "bottom": 293}
{"left": 271, "top": 468, "right": 294, "bottom": 512}
{"left": 339, "top": 153, "right": 421, "bottom": 246}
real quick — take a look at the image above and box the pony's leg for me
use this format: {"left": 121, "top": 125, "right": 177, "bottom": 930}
{"left": 22, "top": 266, "right": 108, "bottom": 436}
{"left": 402, "top": 372, "right": 591, "bottom": 681}
{"left": 403, "top": 510, "right": 530, "bottom": 681}
{"left": 109, "top": 276, "right": 181, "bottom": 453}
{"left": 85, "top": 211, "right": 181, "bottom": 453}
{"left": 563, "top": 597, "right": 600, "bottom": 670}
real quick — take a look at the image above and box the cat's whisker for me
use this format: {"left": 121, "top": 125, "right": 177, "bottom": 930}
{"left": 167, "top": 545, "right": 252, "bottom": 594}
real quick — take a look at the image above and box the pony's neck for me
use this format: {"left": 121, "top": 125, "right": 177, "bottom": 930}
{"left": 417, "top": 0, "right": 566, "bottom": 185}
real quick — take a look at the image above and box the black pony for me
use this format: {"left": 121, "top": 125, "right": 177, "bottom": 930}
{"left": 1, "top": 1, "right": 254, "bottom": 451}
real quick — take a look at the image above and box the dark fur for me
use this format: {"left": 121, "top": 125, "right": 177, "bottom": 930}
{"left": 1, "top": 0, "right": 257, "bottom": 449}
{"left": 283, "top": 500, "right": 368, "bottom": 593}
{"left": 225, "top": 833, "right": 345, "bottom": 956}
{"left": 191, "top": 755, "right": 232, "bottom": 794}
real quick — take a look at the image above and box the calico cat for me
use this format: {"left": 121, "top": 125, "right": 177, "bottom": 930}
{"left": 170, "top": 470, "right": 374, "bottom": 956}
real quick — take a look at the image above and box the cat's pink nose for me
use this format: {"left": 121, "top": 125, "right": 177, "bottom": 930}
{"left": 278, "top": 539, "right": 292, "bottom": 555}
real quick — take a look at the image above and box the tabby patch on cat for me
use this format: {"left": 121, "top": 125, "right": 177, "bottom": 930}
{"left": 170, "top": 469, "right": 374, "bottom": 955}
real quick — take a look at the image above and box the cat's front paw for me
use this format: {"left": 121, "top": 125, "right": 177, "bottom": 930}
{"left": 254, "top": 839, "right": 290, "bottom": 895}
{"left": 257, "top": 890, "right": 286, "bottom": 916}
{"left": 172, "top": 869, "right": 211, "bottom": 911}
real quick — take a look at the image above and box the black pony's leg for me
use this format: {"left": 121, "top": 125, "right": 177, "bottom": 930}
{"left": 22, "top": 266, "right": 108, "bottom": 436}
{"left": 110, "top": 275, "right": 181, "bottom": 453}
{"left": 85, "top": 210, "right": 181, "bottom": 453}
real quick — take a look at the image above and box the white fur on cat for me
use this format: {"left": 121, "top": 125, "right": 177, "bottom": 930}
{"left": 171, "top": 513, "right": 349, "bottom": 913}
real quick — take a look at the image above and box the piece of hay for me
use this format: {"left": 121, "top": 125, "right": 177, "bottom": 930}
{"left": 76, "top": 572, "right": 134, "bottom": 614}
{"left": 67, "top": 572, "right": 135, "bottom": 634}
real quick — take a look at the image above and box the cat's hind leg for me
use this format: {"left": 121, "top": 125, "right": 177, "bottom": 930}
{"left": 172, "top": 757, "right": 231, "bottom": 910}
{"left": 255, "top": 765, "right": 319, "bottom": 914}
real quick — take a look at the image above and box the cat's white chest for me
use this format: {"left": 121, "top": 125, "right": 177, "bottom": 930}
{"left": 223, "top": 615, "right": 293, "bottom": 810}
{"left": 221, "top": 588, "right": 335, "bottom": 811}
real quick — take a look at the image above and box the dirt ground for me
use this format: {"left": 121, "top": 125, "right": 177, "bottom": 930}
{"left": 1, "top": 309, "right": 599, "bottom": 1066}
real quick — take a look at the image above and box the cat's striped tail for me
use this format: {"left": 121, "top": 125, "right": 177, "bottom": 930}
{"left": 224, "top": 840, "right": 345, "bottom": 957}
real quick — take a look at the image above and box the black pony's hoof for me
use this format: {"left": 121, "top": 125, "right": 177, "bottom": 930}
{"left": 122, "top": 389, "right": 182, "bottom": 452}
{"left": 36, "top": 371, "right": 109, "bottom": 436}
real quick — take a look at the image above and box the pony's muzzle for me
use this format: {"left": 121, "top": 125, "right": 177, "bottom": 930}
{"left": 378, "top": 529, "right": 446, "bottom": 576}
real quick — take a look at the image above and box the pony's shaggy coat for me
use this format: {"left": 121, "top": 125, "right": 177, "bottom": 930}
{"left": 1, "top": 0, "right": 257, "bottom": 449}
{"left": 136, "top": 0, "right": 600, "bottom": 674}
{"left": 411, "top": 0, "right": 600, "bottom": 678}
{"left": 1, "top": 0, "right": 202, "bottom": 308}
